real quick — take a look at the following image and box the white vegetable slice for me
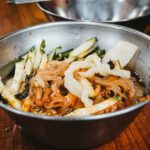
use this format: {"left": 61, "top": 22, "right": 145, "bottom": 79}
{"left": 21, "top": 53, "right": 28, "bottom": 60}
{"left": 40, "top": 54, "right": 48, "bottom": 69}
{"left": 65, "top": 57, "right": 75, "bottom": 63}
{"left": 81, "top": 90, "right": 93, "bottom": 107}
{"left": 114, "top": 60, "right": 122, "bottom": 70}
{"left": 47, "top": 46, "right": 61, "bottom": 61}
{"left": 92, "top": 53, "right": 111, "bottom": 76}
{"left": 64, "top": 61, "right": 93, "bottom": 97}
{"left": 80, "top": 77, "right": 96, "bottom": 98}
{"left": 66, "top": 37, "right": 97, "bottom": 63}
{"left": 34, "top": 49, "right": 43, "bottom": 69}
{"left": 66, "top": 98, "right": 118, "bottom": 117}
{"left": 5, "top": 77, "right": 13, "bottom": 88}
{"left": 25, "top": 47, "right": 36, "bottom": 75}
{"left": 25, "top": 57, "right": 32, "bottom": 75}
{"left": 34, "top": 40, "right": 45, "bottom": 69}
{"left": 84, "top": 53, "right": 98, "bottom": 63}
{"left": 103, "top": 41, "right": 138, "bottom": 68}
{"left": 0, "top": 80, "right": 21, "bottom": 110}
{"left": 30, "top": 47, "right": 36, "bottom": 65}
{"left": 11, "top": 57, "right": 27, "bottom": 93}
{"left": 83, "top": 53, "right": 131, "bottom": 78}
{"left": 108, "top": 69, "right": 131, "bottom": 78}
{"left": 93, "top": 53, "right": 131, "bottom": 78}
{"left": 64, "top": 76, "right": 82, "bottom": 97}
{"left": 22, "top": 96, "right": 31, "bottom": 112}
{"left": 64, "top": 53, "right": 130, "bottom": 108}
{"left": 78, "top": 67, "right": 97, "bottom": 78}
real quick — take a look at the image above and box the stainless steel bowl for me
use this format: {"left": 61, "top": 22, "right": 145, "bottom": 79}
{"left": 0, "top": 22, "right": 150, "bottom": 149}
{"left": 37, "top": 0, "right": 150, "bottom": 31}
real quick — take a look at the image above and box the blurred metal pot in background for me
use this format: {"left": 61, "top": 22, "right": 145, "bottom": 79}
{"left": 37, "top": 0, "right": 150, "bottom": 31}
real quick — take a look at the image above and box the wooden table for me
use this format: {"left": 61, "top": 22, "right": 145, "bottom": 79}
{"left": 0, "top": 0, "right": 150, "bottom": 149}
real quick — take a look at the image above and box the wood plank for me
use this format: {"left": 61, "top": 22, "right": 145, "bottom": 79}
{"left": 0, "top": 0, "right": 47, "bottom": 36}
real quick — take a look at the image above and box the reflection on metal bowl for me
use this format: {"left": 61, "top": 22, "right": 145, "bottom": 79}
{"left": 37, "top": 0, "right": 150, "bottom": 31}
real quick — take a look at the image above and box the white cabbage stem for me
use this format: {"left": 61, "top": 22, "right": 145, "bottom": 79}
{"left": 103, "top": 41, "right": 138, "bottom": 68}
{"left": 66, "top": 98, "right": 118, "bottom": 116}
{"left": 0, "top": 79, "right": 21, "bottom": 110}
{"left": 64, "top": 61, "right": 93, "bottom": 97}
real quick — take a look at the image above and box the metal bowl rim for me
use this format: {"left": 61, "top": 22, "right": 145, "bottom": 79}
{"left": 0, "top": 21, "right": 149, "bottom": 121}
{"left": 37, "top": 2, "right": 150, "bottom": 23}
{"left": 0, "top": 21, "right": 150, "bottom": 40}
{"left": 0, "top": 100, "right": 149, "bottom": 121}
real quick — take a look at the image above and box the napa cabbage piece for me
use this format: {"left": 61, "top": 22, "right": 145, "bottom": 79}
{"left": 64, "top": 50, "right": 131, "bottom": 107}
{"left": 29, "top": 46, "right": 36, "bottom": 65}
{"left": 5, "top": 77, "right": 13, "bottom": 88}
{"left": 0, "top": 38, "right": 140, "bottom": 116}
{"left": 12, "top": 48, "right": 35, "bottom": 95}
{"left": 11, "top": 55, "right": 27, "bottom": 93}
{"left": 25, "top": 47, "right": 35, "bottom": 75}
{"left": 25, "top": 55, "right": 33, "bottom": 75}
{"left": 66, "top": 37, "right": 97, "bottom": 63}
{"left": 66, "top": 98, "right": 118, "bottom": 116}
{"left": 80, "top": 53, "right": 131, "bottom": 78}
{"left": 79, "top": 77, "right": 96, "bottom": 98}
{"left": 22, "top": 96, "right": 31, "bottom": 112}
{"left": 0, "top": 79, "right": 21, "bottom": 109}
{"left": 47, "top": 46, "right": 62, "bottom": 61}
{"left": 40, "top": 54, "right": 48, "bottom": 69}
{"left": 54, "top": 48, "right": 73, "bottom": 61}
{"left": 79, "top": 77, "right": 97, "bottom": 107}
{"left": 81, "top": 89, "right": 93, "bottom": 107}
{"left": 34, "top": 40, "right": 46, "bottom": 69}
{"left": 103, "top": 41, "right": 138, "bottom": 68}
{"left": 78, "top": 67, "right": 97, "bottom": 78}
{"left": 64, "top": 61, "right": 93, "bottom": 97}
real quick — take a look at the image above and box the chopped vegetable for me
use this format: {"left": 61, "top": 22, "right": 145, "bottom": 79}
{"left": 78, "top": 67, "right": 97, "bottom": 78}
{"left": 86, "top": 53, "right": 131, "bottom": 78}
{"left": 96, "top": 49, "right": 106, "bottom": 58}
{"left": 0, "top": 79, "right": 21, "bottom": 109}
{"left": 79, "top": 77, "right": 97, "bottom": 107}
{"left": 40, "top": 54, "right": 48, "bottom": 69}
{"left": 29, "top": 46, "right": 36, "bottom": 65}
{"left": 5, "top": 77, "right": 13, "bottom": 88}
{"left": 103, "top": 41, "right": 138, "bottom": 68}
{"left": 64, "top": 61, "right": 93, "bottom": 97}
{"left": 47, "top": 46, "right": 62, "bottom": 61}
{"left": 11, "top": 57, "right": 27, "bottom": 93}
{"left": 0, "top": 38, "right": 145, "bottom": 117}
{"left": 25, "top": 46, "right": 36, "bottom": 75}
{"left": 81, "top": 89, "right": 93, "bottom": 107}
{"left": 22, "top": 96, "right": 31, "bottom": 112}
{"left": 66, "top": 98, "right": 118, "bottom": 116}
{"left": 34, "top": 40, "right": 46, "bottom": 69}
{"left": 66, "top": 37, "right": 97, "bottom": 63}
{"left": 54, "top": 49, "right": 73, "bottom": 61}
{"left": 114, "top": 60, "right": 122, "bottom": 70}
{"left": 79, "top": 77, "right": 96, "bottom": 98}
{"left": 15, "top": 75, "right": 31, "bottom": 100}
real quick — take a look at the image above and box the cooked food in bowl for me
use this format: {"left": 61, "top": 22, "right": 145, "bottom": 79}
{"left": 0, "top": 22, "right": 149, "bottom": 149}
{"left": 0, "top": 37, "right": 149, "bottom": 116}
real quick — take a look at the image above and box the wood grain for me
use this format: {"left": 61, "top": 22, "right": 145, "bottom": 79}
{"left": 0, "top": 0, "right": 150, "bottom": 149}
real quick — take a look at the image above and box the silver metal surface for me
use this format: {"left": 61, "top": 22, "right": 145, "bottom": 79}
{"left": 7, "top": 0, "right": 50, "bottom": 4}
{"left": 37, "top": 0, "right": 150, "bottom": 22}
{"left": 0, "top": 22, "right": 150, "bottom": 148}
